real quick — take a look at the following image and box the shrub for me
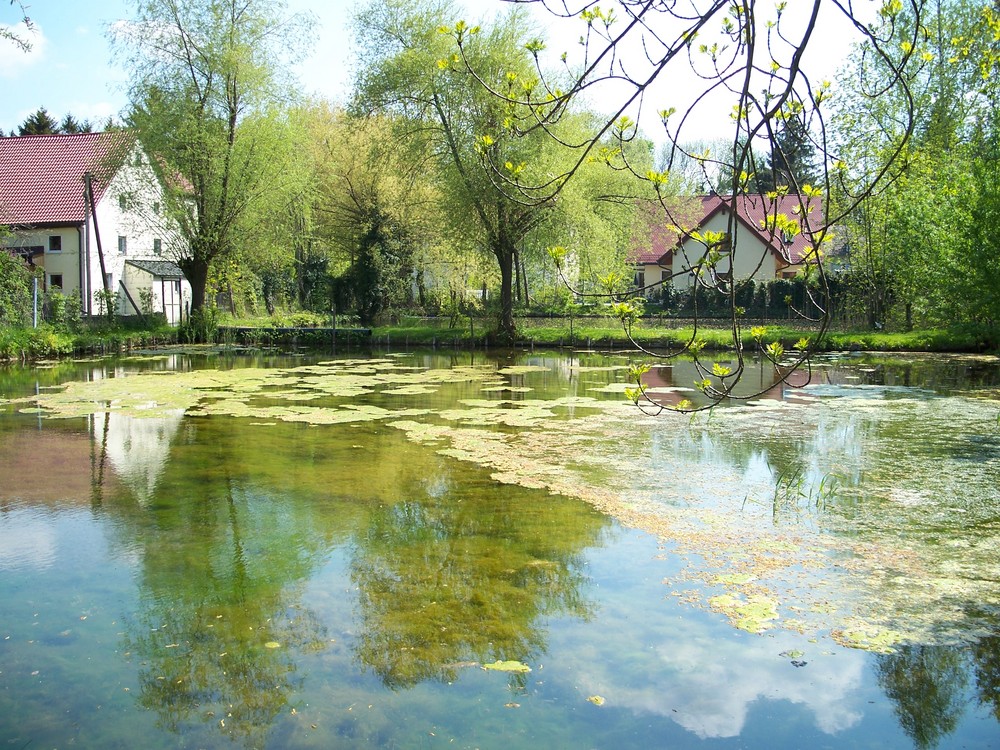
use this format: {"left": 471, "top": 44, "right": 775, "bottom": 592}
{"left": 180, "top": 306, "right": 221, "bottom": 343}
{"left": 0, "top": 251, "right": 36, "bottom": 327}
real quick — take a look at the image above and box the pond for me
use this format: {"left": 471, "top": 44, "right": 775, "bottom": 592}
{"left": 0, "top": 347, "right": 998, "bottom": 749}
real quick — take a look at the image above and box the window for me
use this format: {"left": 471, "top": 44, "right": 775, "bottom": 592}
{"left": 49, "top": 274, "right": 63, "bottom": 289}
{"left": 634, "top": 270, "right": 645, "bottom": 289}
{"left": 48, "top": 235, "right": 62, "bottom": 252}
{"left": 152, "top": 202, "right": 160, "bottom": 215}
{"left": 119, "top": 194, "right": 127, "bottom": 210}
{"left": 118, "top": 235, "right": 127, "bottom": 255}
{"left": 153, "top": 238, "right": 162, "bottom": 256}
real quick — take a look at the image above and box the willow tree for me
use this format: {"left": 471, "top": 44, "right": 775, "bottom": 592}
{"left": 448, "top": 0, "right": 924, "bottom": 408}
{"left": 354, "top": 0, "right": 632, "bottom": 341}
{"left": 114, "top": 0, "right": 313, "bottom": 312}
{"left": 296, "top": 103, "right": 449, "bottom": 324}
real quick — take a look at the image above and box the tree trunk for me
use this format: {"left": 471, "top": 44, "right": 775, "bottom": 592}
{"left": 513, "top": 248, "right": 522, "bottom": 304}
{"left": 180, "top": 256, "right": 210, "bottom": 313}
{"left": 519, "top": 253, "right": 530, "bottom": 306}
{"left": 495, "top": 239, "right": 516, "bottom": 344}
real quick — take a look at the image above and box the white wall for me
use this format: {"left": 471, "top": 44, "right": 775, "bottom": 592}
{"left": 83, "top": 144, "right": 189, "bottom": 318}
{"left": 669, "top": 209, "right": 778, "bottom": 290}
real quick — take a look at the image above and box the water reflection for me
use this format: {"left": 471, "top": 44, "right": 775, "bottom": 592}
{"left": 0, "top": 506, "right": 58, "bottom": 571}
{"left": 99, "top": 410, "right": 184, "bottom": 505}
{"left": 1, "top": 350, "right": 999, "bottom": 749}
{"left": 876, "top": 645, "right": 968, "bottom": 750}
{"left": 350, "top": 482, "right": 603, "bottom": 689}
{"left": 111, "top": 443, "right": 337, "bottom": 743}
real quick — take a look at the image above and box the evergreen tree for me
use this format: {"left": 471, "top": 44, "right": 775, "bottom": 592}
{"left": 759, "top": 116, "right": 820, "bottom": 192}
{"left": 18, "top": 107, "right": 60, "bottom": 135}
{"left": 59, "top": 114, "right": 93, "bottom": 133}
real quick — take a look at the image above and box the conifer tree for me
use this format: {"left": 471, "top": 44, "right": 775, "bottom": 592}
{"left": 18, "top": 107, "right": 60, "bottom": 135}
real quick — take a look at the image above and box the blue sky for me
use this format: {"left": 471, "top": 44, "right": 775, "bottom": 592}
{"left": 0, "top": 0, "right": 132, "bottom": 133}
{"left": 0, "top": 0, "right": 361, "bottom": 135}
{"left": 1, "top": 1, "right": 860, "bottom": 143}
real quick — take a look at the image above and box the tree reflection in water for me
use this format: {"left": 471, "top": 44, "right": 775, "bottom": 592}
{"left": 350, "top": 483, "right": 605, "bottom": 690}
{"left": 875, "top": 645, "right": 968, "bottom": 750}
{"left": 109, "top": 418, "right": 350, "bottom": 745}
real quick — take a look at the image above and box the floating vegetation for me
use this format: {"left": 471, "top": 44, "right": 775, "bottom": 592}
{"left": 5, "top": 353, "right": 999, "bottom": 654}
{"left": 481, "top": 660, "right": 531, "bottom": 673}
{"left": 496, "top": 366, "right": 550, "bottom": 375}
{"left": 708, "top": 592, "right": 779, "bottom": 634}
{"left": 587, "top": 695, "right": 606, "bottom": 706}
{"left": 831, "top": 623, "right": 904, "bottom": 654}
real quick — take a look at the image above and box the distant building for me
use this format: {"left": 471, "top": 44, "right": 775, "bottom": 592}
{"left": 631, "top": 193, "right": 826, "bottom": 295}
{"left": 0, "top": 131, "right": 190, "bottom": 324}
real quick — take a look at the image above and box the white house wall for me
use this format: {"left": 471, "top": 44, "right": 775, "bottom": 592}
{"left": 83, "top": 145, "right": 190, "bottom": 319}
{"left": 670, "top": 210, "right": 777, "bottom": 291}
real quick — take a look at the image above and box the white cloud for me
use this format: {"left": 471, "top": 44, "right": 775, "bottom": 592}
{"left": 0, "top": 20, "right": 46, "bottom": 78}
{"left": 562, "top": 612, "right": 866, "bottom": 739}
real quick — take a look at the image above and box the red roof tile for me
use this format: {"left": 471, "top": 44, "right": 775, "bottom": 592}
{"left": 0, "top": 131, "right": 134, "bottom": 226}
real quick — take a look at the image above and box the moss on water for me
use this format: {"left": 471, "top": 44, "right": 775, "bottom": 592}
{"left": 5, "top": 353, "right": 999, "bottom": 654}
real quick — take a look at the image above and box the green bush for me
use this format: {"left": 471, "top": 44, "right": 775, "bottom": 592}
{"left": 0, "top": 251, "right": 36, "bottom": 327}
{"left": 180, "top": 306, "right": 221, "bottom": 343}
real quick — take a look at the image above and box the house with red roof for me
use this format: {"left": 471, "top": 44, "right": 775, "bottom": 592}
{"left": 0, "top": 132, "right": 189, "bottom": 324}
{"left": 631, "top": 193, "right": 825, "bottom": 295}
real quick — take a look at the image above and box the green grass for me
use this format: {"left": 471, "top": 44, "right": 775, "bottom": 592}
{"left": 0, "top": 323, "right": 180, "bottom": 361}
{"left": 372, "top": 317, "right": 998, "bottom": 353}
{"left": 2, "top": 315, "right": 994, "bottom": 361}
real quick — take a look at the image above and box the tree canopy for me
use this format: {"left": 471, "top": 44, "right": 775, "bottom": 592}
{"left": 354, "top": 0, "right": 643, "bottom": 341}
{"left": 114, "top": 0, "right": 314, "bottom": 313}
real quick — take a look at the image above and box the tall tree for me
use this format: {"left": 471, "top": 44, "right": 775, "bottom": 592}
{"left": 114, "top": 0, "right": 313, "bottom": 313}
{"left": 833, "top": 0, "right": 994, "bottom": 329}
{"left": 59, "top": 114, "right": 93, "bottom": 134}
{"left": 758, "top": 115, "right": 820, "bottom": 192}
{"left": 18, "top": 107, "right": 59, "bottom": 135}
{"left": 354, "top": 0, "right": 609, "bottom": 341}
{"left": 300, "top": 103, "right": 447, "bottom": 323}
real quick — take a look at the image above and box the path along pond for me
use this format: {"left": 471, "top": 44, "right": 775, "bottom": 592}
{"left": 0, "top": 347, "right": 998, "bottom": 749}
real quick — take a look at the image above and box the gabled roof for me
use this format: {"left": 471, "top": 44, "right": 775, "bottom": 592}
{"left": 126, "top": 259, "right": 185, "bottom": 278}
{"left": 0, "top": 131, "right": 134, "bottom": 226}
{"left": 632, "top": 193, "right": 824, "bottom": 267}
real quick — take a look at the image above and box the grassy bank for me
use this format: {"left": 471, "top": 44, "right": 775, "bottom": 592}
{"left": 2, "top": 315, "right": 995, "bottom": 361}
{"left": 0, "top": 323, "right": 180, "bottom": 361}
{"left": 373, "top": 317, "right": 999, "bottom": 354}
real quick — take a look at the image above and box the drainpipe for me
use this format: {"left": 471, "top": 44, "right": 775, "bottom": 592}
{"left": 76, "top": 224, "right": 89, "bottom": 316}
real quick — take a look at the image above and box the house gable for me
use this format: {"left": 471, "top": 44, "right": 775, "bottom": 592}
{"left": 0, "top": 132, "right": 190, "bottom": 323}
{"left": 633, "top": 193, "right": 823, "bottom": 293}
